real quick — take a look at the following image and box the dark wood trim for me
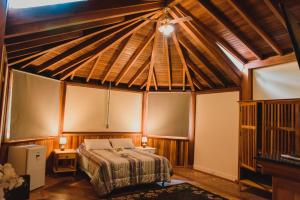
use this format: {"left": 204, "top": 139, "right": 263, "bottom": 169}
{"left": 3, "top": 136, "right": 56, "bottom": 144}
{"left": 58, "top": 81, "right": 66, "bottom": 135}
{"left": 188, "top": 92, "right": 196, "bottom": 166}
{"left": 245, "top": 53, "right": 296, "bottom": 69}
{"left": 146, "top": 135, "right": 189, "bottom": 141}
{"left": 142, "top": 91, "right": 149, "bottom": 136}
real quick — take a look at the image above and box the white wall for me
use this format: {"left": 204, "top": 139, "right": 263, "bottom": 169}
{"left": 146, "top": 92, "right": 190, "bottom": 137}
{"left": 194, "top": 91, "right": 239, "bottom": 181}
{"left": 253, "top": 61, "right": 300, "bottom": 100}
{"left": 63, "top": 85, "right": 142, "bottom": 132}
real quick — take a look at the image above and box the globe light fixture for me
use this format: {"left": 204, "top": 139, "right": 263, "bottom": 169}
{"left": 159, "top": 23, "right": 174, "bottom": 36}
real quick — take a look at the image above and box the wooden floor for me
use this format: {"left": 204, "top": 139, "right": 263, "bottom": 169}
{"left": 30, "top": 167, "right": 271, "bottom": 200}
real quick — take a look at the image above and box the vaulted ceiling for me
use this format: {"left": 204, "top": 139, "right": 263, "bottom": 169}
{"left": 5, "top": 0, "right": 300, "bottom": 91}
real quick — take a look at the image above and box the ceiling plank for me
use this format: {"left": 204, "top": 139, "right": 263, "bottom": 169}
{"left": 115, "top": 30, "right": 155, "bottom": 85}
{"left": 197, "top": 0, "right": 262, "bottom": 60}
{"left": 192, "top": 77, "right": 205, "bottom": 90}
{"left": 179, "top": 39, "right": 228, "bottom": 87}
{"left": 163, "top": 36, "right": 172, "bottom": 90}
{"left": 60, "top": 12, "right": 162, "bottom": 81}
{"left": 101, "top": 36, "right": 132, "bottom": 84}
{"left": 8, "top": 51, "right": 46, "bottom": 67}
{"left": 128, "top": 57, "right": 150, "bottom": 87}
{"left": 6, "top": 30, "right": 83, "bottom": 53}
{"left": 86, "top": 55, "right": 101, "bottom": 82}
{"left": 186, "top": 57, "right": 215, "bottom": 89}
{"left": 146, "top": 21, "right": 161, "bottom": 91}
{"left": 20, "top": 12, "right": 156, "bottom": 71}
{"left": 227, "top": 0, "right": 283, "bottom": 55}
{"left": 52, "top": 56, "right": 92, "bottom": 76}
{"left": 6, "top": 1, "right": 162, "bottom": 36}
{"left": 172, "top": 32, "right": 195, "bottom": 91}
{"left": 5, "top": 16, "right": 124, "bottom": 39}
{"left": 37, "top": 17, "right": 144, "bottom": 73}
{"left": 263, "top": 0, "right": 287, "bottom": 29}
{"left": 169, "top": 8, "right": 241, "bottom": 86}
{"left": 175, "top": 5, "right": 247, "bottom": 64}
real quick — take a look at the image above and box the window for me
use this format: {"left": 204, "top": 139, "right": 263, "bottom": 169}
{"left": 9, "top": 0, "right": 85, "bottom": 9}
{"left": 217, "top": 43, "right": 244, "bottom": 71}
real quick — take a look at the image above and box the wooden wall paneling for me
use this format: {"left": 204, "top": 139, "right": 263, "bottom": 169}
{"left": 147, "top": 136, "right": 189, "bottom": 167}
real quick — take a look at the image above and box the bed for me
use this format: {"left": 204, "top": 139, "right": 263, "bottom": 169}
{"left": 77, "top": 138, "right": 172, "bottom": 196}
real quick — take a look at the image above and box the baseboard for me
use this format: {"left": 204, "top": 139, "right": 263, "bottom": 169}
{"left": 193, "top": 164, "right": 237, "bottom": 182}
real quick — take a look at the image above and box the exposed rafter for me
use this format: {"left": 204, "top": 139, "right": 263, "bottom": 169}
{"left": 227, "top": 0, "right": 283, "bottom": 55}
{"left": 128, "top": 57, "right": 150, "bottom": 87}
{"left": 152, "top": 68, "right": 158, "bottom": 91}
{"left": 86, "top": 55, "right": 101, "bottom": 82}
{"left": 169, "top": 8, "right": 241, "bottom": 86}
{"left": 163, "top": 36, "right": 172, "bottom": 90}
{"left": 263, "top": 0, "right": 287, "bottom": 29}
{"left": 61, "top": 12, "right": 162, "bottom": 81}
{"left": 171, "top": 32, "right": 195, "bottom": 91}
{"left": 115, "top": 30, "right": 155, "bottom": 85}
{"left": 197, "top": 0, "right": 262, "bottom": 60}
{"left": 102, "top": 35, "right": 132, "bottom": 84}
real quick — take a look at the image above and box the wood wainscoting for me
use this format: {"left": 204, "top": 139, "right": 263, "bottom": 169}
{"left": 147, "top": 135, "right": 189, "bottom": 167}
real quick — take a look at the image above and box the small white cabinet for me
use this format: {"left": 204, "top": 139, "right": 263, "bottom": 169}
{"left": 8, "top": 144, "right": 46, "bottom": 191}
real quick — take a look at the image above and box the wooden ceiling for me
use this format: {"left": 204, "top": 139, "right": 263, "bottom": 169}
{"left": 4, "top": 0, "right": 300, "bottom": 91}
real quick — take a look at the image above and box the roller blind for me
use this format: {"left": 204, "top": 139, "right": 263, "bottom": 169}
{"left": 146, "top": 92, "right": 190, "bottom": 137}
{"left": 7, "top": 70, "right": 60, "bottom": 140}
{"left": 253, "top": 61, "right": 300, "bottom": 100}
{"left": 63, "top": 85, "right": 142, "bottom": 132}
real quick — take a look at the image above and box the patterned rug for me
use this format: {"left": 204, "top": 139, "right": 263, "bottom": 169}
{"left": 106, "top": 182, "right": 227, "bottom": 200}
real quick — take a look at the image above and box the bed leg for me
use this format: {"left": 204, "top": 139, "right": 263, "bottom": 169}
{"left": 162, "top": 181, "right": 165, "bottom": 187}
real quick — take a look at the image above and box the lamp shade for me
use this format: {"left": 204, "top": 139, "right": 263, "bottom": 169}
{"left": 141, "top": 136, "right": 148, "bottom": 143}
{"left": 59, "top": 136, "right": 67, "bottom": 145}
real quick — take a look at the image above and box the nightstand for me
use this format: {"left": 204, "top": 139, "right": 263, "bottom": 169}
{"left": 136, "top": 146, "right": 156, "bottom": 154}
{"left": 53, "top": 149, "right": 77, "bottom": 175}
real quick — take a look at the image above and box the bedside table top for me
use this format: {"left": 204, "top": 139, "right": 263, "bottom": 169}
{"left": 135, "top": 146, "right": 156, "bottom": 150}
{"left": 54, "top": 149, "right": 77, "bottom": 154}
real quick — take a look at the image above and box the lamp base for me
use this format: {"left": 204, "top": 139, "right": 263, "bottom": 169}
{"left": 60, "top": 145, "right": 65, "bottom": 151}
{"left": 142, "top": 143, "right": 147, "bottom": 148}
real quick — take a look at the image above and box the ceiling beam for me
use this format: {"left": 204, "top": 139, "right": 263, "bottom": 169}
{"left": 172, "top": 32, "right": 195, "bottom": 91}
{"left": 8, "top": 51, "right": 46, "bottom": 67}
{"left": 114, "top": 30, "right": 155, "bottom": 85}
{"left": 192, "top": 77, "right": 205, "bottom": 90}
{"left": 186, "top": 58, "right": 215, "bottom": 89}
{"left": 5, "top": 16, "right": 124, "bottom": 39}
{"left": 146, "top": 21, "right": 161, "bottom": 91}
{"left": 37, "top": 16, "right": 145, "bottom": 73}
{"left": 163, "top": 36, "right": 172, "bottom": 90}
{"left": 153, "top": 68, "right": 158, "bottom": 91}
{"left": 197, "top": 0, "right": 262, "bottom": 60}
{"left": 86, "top": 55, "right": 101, "bottom": 82}
{"left": 60, "top": 12, "right": 162, "bottom": 81}
{"left": 6, "top": 30, "right": 83, "bottom": 53}
{"left": 263, "top": 0, "right": 287, "bottom": 29}
{"left": 140, "top": 79, "right": 148, "bottom": 90}
{"left": 244, "top": 52, "right": 296, "bottom": 69}
{"left": 178, "top": 39, "right": 228, "bottom": 87}
{"left": 175, "top": 5, "right": 247, "bottom": 64}
{"left": 6, "top": 1, "right": 162, "bottom": 36}
{"left": 227, "top": 0, "right": 283, "bottom": 55}
{"left": 169, "top": 9, "right": 240, "bottom": 86}
{"left": 128, "top": 57, "right": 150, "bottom": 87}
{"left": 101, "top": 36, "right": 132, "bottom": 84}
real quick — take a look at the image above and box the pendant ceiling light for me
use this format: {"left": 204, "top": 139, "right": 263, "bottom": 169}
{"left": 159, "top": 23, "right": 174, "bottom": 36}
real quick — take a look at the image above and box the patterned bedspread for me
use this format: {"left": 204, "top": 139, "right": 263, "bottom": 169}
{"left": 78, "top": 145, "right": 172, "bottom": 196}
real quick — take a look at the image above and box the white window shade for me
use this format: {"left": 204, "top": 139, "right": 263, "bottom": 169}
{"left": 63, "top": 85, "right": 142, "bottom": 132}
{"left": 146, "top": 92, "right": 190, "bottom": 137}
{"left": 8, "top": 70, "right": 60, "bottom": 140}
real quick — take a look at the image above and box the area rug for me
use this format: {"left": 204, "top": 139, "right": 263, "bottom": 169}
{"left": 106, "top": 182, "right": 228, "bottom": 200}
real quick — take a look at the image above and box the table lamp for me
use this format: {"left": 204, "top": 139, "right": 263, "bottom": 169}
{"left": 59, "top": 136, "right": 67, "bottom": 151}
{"left": 141, "top": 136, "right": 148, "bottom": 148}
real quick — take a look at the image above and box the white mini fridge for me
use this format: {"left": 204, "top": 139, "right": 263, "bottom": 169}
{"left": 8, "top": 144, "right": 46, "bottom": 191}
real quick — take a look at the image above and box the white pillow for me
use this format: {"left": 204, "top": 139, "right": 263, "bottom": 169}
{"left": 109, "top": 138, "right": 135, "bottom": 149}
{"left": 84, "top": 139, "right": 113, "bottom": 150}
